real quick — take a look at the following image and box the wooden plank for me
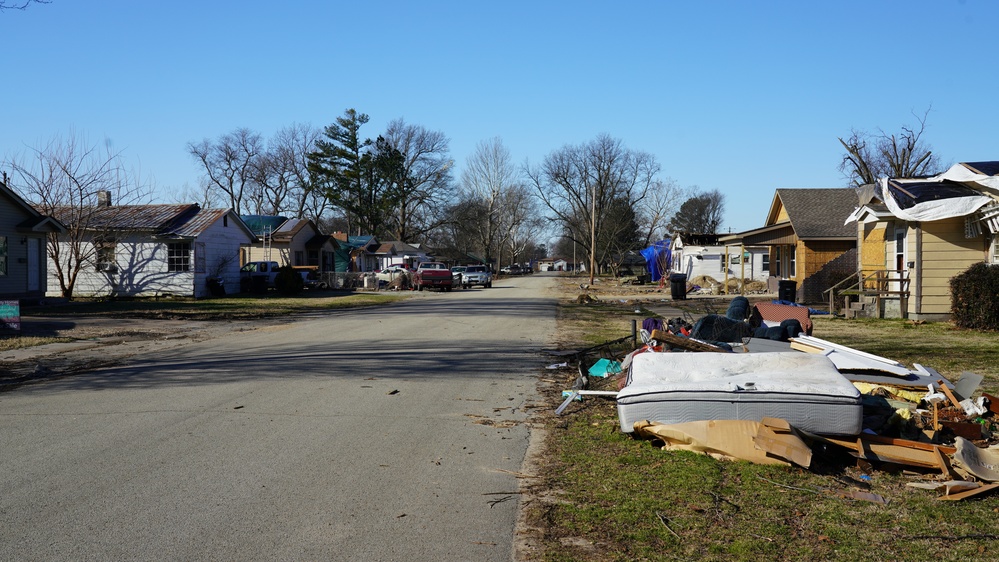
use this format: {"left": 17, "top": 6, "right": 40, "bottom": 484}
{"left": 936, "top": 380, "right": 963, "bottom": 409}
{"left": 820, "top": 435, "right": 954, "bottom": 469}
{"left": 937, "top": 483, "right": 999, "bottom": 501}
{"left": 649, "top": 329, "right": 730, "bottom": 353}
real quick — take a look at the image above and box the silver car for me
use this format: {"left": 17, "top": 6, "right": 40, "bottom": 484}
{"left": 461, "top": 265, "right": 493, "bottom": 288}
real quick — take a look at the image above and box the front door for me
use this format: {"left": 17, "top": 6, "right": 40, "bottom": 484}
{"left": 27, "top": 238, "right": 40, "bottom": 292}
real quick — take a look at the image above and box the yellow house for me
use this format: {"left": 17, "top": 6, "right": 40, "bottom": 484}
{"left": 846, "top": 162, "right": 999, "bottom": 321}
{"left": 725, "top": 188, "right": 858, "bottom": 304}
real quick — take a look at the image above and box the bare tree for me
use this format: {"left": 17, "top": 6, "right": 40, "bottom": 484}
{"left": 839, "top": 108, "right": 941, "bottom": 186}
{"left": 459, "top": 137, "right": 516, "bottom": 266}
{"left": 252, "top": 123, "right": 321, "bottom": 218}
{"left": 188, "top": 128, "right": 263, "bottom": 214}
{"left": 638, "top": 178, "right": 691, "bottom": 245}
{"left": 0, "top": 0, "right": 49, "bottom": 10}
{"left": 3, "top": 132, "right": 152, "bottom": 298}
{"left": 527, "top": 134, "right": 659, "bottom": 282}
{"left": 498, "top": 183, "right": 544, "bottom": 269}
{"left": 382, "top": 119, "right": 453, "bottom": 241}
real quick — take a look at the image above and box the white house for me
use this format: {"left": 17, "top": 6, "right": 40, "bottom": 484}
{"left": 671, "top": 233, "right": 769, "bottom": 282}
{"left": 49, "top": 204, "right": 256, "bottom": 298}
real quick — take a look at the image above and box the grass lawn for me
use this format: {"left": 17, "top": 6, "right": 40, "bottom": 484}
{"left": 526, "top": 286, "right": 999, "bottom": 562}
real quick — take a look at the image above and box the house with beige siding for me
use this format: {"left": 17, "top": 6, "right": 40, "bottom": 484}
{"left": 723, "top": 188, "right": 858, "bottom": 303}
{"left": 240, "top": 217, "right": 341, "bottom": 271}
{"left": 846, "top": 162, "right": 999, "bottom": 321}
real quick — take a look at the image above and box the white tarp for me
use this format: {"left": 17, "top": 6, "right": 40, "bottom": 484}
{"left": 877, "top": 176, "right": 993, "bottom": 222}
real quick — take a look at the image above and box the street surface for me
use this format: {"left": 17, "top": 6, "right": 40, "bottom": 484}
{"left": 1, "top": 274, "right": 558, "bottom": 561}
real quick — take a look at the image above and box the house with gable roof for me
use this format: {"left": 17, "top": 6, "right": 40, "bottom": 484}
{"left": 845, "top": 161, "right": 999, "bottom": 321}
{"left": 240, "top": 216, "right": 341, "bottom": 272}
{"left": 1, "top": 179, "right": 65, "bottom": 303}
{"left": 49, "top": 201, "right": 255, "bottom": 298}
{"left": 722, "top": 188, "right": 858, "bottom": 303}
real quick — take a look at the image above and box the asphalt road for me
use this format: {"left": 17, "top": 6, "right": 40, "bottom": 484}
{"left": 0, "top": 274, "right": 558, "bottom": 561}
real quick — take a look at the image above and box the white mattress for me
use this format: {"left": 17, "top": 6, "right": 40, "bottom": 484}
{"left": 617, "top": 352, "right": 862, "bottom": 436}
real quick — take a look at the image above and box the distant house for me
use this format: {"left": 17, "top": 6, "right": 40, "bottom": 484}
{"left": 49, "top": 203, "right": 255, "bottom": 298}
{"left": 0, "top": 180, "right": 64, "bottom": 302}
{"left": 845, "top": 162, "right": 999, "bottom": 321}
{"left": 671, "top": 232, "right": 769, "bottom": 283}
{"left": 377, "top": 240, "right": 431, "bottom": 270}
{"left": 724, "top": 188, "right": 858, "bottom": 303}
{"left": 241, "top": 216, "right": 341, "bottom": 271}
{"left": 332, "top": 234, "right": 382, "bottom": 272}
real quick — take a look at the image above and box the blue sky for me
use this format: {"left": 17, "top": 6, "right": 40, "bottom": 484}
{"left": 2, "top": 0, "right": 996, "bottom": 234}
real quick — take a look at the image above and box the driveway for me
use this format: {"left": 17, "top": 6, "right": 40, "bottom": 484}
{"left": 0, "top": 275, "right": 558, "bottom": 561}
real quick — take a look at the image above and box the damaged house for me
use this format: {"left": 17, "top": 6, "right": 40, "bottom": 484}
{"left": 844, "top": 161, "right": 999, "bottom": 321}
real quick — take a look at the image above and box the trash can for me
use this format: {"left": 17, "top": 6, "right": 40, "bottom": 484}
{"left": 778, "top": 279, "right": 797, "bottom": 303}
{"left": 669, "top": 273, "right": 687, "bottom": 300}
{"left": 207, "top": 277, "right": 225, "bottom": 297}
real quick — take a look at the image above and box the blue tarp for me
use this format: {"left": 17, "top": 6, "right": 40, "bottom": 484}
{"left": 639, "top": 239, "right": 672, "bottom": 282}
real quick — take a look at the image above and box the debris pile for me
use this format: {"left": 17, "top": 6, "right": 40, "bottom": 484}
{"left": 551, "top": 312, "right": 999, "bottom": 502}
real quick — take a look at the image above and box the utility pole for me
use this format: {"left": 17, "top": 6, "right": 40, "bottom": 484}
{"left": 589, "top": 183, "right": 596, "bottom": 285}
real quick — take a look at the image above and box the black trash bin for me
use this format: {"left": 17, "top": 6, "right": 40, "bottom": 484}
{"left": 669, "top": 273, "right": 687, "bottom": 300}
{"left": 207, "top": 277, "right": 226, "bottom": 297}
{"left": 778, "top": 279, "right": 797, "bottom": 303}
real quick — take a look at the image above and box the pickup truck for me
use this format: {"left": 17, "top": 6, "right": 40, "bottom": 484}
{"left": 413, "top": 262, "right": 453, "bottom": 292}
{"left": 240, "top": 261, "right": 280, "bottom": 292}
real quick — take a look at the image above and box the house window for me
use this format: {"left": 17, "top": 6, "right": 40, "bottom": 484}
{"left": 223, "top": 215, "right": 228, "bottom": 227}
{"left": 0, "top": 236, "right": 7, "bottom": 276}
{"left": 308, "top": 250, "right": 319, "bottom": 266}
{"left": 762, "top": 253, "right": 770, "bottom": 273}
{"left": 991, "top": 237, "right": 999, "bottom": 264}
{"left": 295, "top": 251, "right": 304, "bottom": 266}
{"left": 95, "top": 240, "right": 117, "bottom": 273}
{"left": 168, "top": 242, "right": 191, "bottom": 272}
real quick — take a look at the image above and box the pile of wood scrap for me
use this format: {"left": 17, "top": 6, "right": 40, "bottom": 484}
{"left": 565, "top": 322, "right": 999, "bottom": 501}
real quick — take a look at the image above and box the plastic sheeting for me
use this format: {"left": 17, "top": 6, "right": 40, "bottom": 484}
{"left": 639, "top": 239, "right": 671, "bottom": 282}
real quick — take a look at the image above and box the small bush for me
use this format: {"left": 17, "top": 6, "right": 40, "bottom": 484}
{"left": 950, "top": 262, "right": 999, "bottom": 330}
{"left": 274, "top": 266, "right": 304, "bottom": 295}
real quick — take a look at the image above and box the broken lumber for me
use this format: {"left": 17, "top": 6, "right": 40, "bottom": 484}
{"left": 649, "top": 329, "right": 730, "bottom": 353}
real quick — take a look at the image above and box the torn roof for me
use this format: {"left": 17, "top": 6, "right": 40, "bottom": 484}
{"left": 872, "top": 161, "right": 999, "bottom": 222}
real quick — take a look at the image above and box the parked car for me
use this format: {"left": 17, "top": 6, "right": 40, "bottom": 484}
{"left": 414, "top": 262, "right": 453, "bottom": 291}
{"left": 461, "top": 265, "right": 492, "bottom": 288}
{"left": 375, "top": 265, "right": 411, "bottom": 283}
{"left": 500, "top": 265, "right": 524, "bottom": 276}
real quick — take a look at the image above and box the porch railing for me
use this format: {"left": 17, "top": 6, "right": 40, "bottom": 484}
{"left": 822, "top": 270, "right": 910, "bottom": 318}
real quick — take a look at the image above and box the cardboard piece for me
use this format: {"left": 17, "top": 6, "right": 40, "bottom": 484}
{"left": 633, "top": 418, "right": 811, "bottom": 467}
{"left": 952, "top": 437, "right": 999, "bottom": 482}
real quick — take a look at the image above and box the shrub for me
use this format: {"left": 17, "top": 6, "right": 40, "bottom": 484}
{"left": 950, "top": 262, "right": 999, "bottom": 330}
{"left": 275, "top": 266, "right": 304, "bottom": 295}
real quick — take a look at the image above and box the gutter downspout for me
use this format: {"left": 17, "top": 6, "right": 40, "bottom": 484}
{"left": 914, "top": 224, "right": 922, "bottom": 317}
